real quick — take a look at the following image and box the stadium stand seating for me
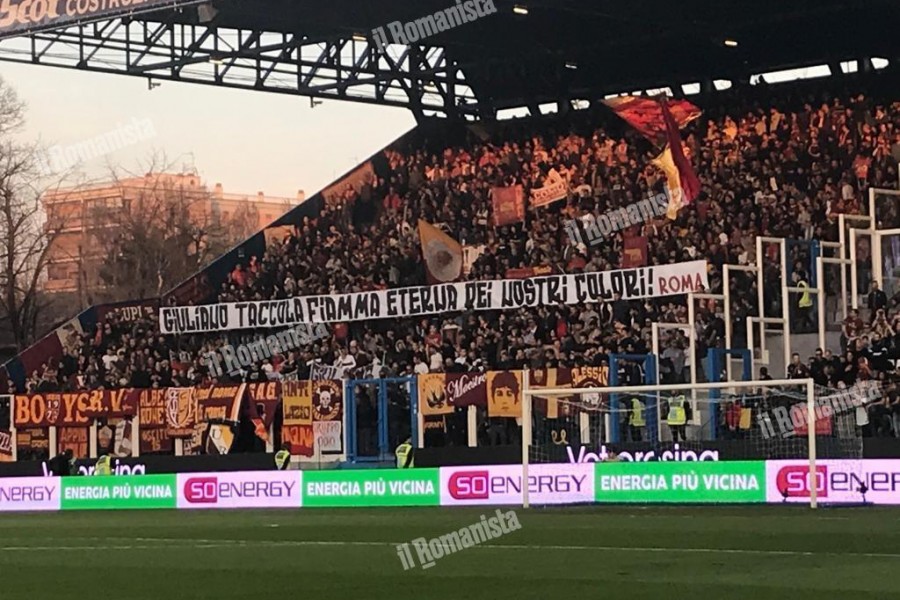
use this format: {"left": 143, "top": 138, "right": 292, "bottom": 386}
{"left": 8, "top": 75, "right": 900, "bottom": 434}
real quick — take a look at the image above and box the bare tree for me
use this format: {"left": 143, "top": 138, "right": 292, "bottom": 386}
{"left": 93, "top": 161, "right": 258, "bottom": 302}
{"left": 0, "top": 76, "right": 61, "bottom": 350}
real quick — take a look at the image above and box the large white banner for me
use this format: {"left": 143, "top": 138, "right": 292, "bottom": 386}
{"left": 160, "top": 261, "right": 708, "bottom": 334}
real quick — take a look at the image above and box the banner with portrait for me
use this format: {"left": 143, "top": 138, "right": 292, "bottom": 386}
{"left": 486, "top": 371, "right": 523, "bottom": 418}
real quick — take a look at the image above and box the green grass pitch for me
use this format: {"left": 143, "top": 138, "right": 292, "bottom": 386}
{"left": 1, "top": 506, "right": 899, "bottom": 599}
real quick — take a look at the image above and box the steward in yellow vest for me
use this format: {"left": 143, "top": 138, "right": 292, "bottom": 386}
{"left": 274, "top": 444, "right": 292, "bottom": 471}
{"left": 94, "top": 455, "right": 112, "bottom": 476}
{"left": 395, "top": 439, "right": 414, "bottom": 469}
{"left": 628, "top": 397, "right": 645, "bottom": 441}
{"left": 667, "top": 394, "right": 688, "bottom": 442}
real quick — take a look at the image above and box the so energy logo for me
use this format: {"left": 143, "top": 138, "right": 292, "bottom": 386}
{"left": 766, "top": 460, "right": 900, "bottom": 504}
{"left": 440, "top": 464, "right": 593, "bottom": 505}
{"left": 177, "top": 472, "right": 301, "bottom": 509}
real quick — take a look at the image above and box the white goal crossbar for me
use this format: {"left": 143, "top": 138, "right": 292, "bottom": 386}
{"left": 521, "top": 374, "right": 818, "bottom": 509}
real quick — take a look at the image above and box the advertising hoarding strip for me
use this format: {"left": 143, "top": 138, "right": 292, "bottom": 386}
{"left": 1, "top": 461, "right": 900, "bottom": 512}
{"left": 60, "top": 474, "right": 177, "bottom": 511}
{"left": 303, "top": 469, "right": 440, "bottom": 507}
{"left": 594, "top": 461, "right": 766, "bottom": 503}
{"left": 177, "top": 471, "right": 303, "bottom": 509}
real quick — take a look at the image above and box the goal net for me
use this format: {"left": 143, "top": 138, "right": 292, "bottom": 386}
{"left": 522, "top": 377, "right": 878, "bottom": 508}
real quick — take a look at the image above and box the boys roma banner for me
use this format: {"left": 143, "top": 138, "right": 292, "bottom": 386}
{"left": 160, "top": 261, "right": 709, "bottom": 334}
{"left": 14, "top": 390, "right": 137, "bottom": 427}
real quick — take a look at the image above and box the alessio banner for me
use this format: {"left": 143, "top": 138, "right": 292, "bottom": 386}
{"left": 160, "top": 261, "right": 709, "bottom": 334}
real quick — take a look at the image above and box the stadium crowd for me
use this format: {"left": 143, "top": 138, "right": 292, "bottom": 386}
{"left": 12, "top": 76, "right": 900, "bottom": 433}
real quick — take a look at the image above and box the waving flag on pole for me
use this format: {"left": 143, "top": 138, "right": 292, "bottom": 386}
{"left": 603, "top": 96, "right": 701, "bottom": 146}
{"left": 656, "top": 97, "right": 701, "bottom": 219}
{"left": 418, "top": 220, "right": 463, "bottom": 284}
{"left": 605, "top": 95, "right": 702, "bottom": 219}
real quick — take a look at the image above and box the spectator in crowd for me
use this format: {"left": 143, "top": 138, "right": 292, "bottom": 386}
{"left": 12, "top": 78, "right": 900, "bottom": 440}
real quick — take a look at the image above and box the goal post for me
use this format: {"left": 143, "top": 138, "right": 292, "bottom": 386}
{"left": 522, "top": 376, "right": 823, "bottom": 508}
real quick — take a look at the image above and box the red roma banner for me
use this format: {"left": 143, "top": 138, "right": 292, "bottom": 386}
{"left": 58, "top": 427, "right": 88, "bottom": 459}
{"left": 622, "top": 236, "right": 649, "bottom": 268}
{"left": 282, "top": 423, "right": 314, "bottom": 457}
{"left": 82, "top": 389, "right": 138, "bottom": 420}
{"left": 165, "top": 387, "right": 197, "bottom": 438}
{"left": 247, "top": 382, "right": 280, "bottom": 429}
{"left": 140, "top": 428, "right": 173, "bottom": 454}
{"left": 444, "top": 372, "right": 487, "bottom": 407}
{"left": 529, "top": 368, "right": 574, "bottom": 417}
{"left": 14, "top": 394, "right": 61, "bottom": 427}
{"left": 15, "top": 428, "right": 48, "bottom": 457}
{"left": 195, "top": 383, "right": 244, "bottom": 424}
{"left": 486, "top": 371, "right": 523, "bottom": 418}
{"left": 137, "top": 389, "right": 167, "bottom": 429}
{"left": 505, "top": 265, "right": 553, "bottom": 280}
{"left": 491, "top": 185, "right": 525, "bottom": 227}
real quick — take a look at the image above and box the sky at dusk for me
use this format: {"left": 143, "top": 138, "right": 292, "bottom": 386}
{"left": 0, "top": 60, "right": 416, "bottom": 199}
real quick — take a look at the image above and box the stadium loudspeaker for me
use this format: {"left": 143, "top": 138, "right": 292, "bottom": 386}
{"left": 198, "top": 3, "right": 218, "bottom": 23}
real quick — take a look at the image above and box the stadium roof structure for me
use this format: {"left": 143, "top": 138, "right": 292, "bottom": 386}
{"left": 0, "top": 0, "right": 897, "bottom": 121}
